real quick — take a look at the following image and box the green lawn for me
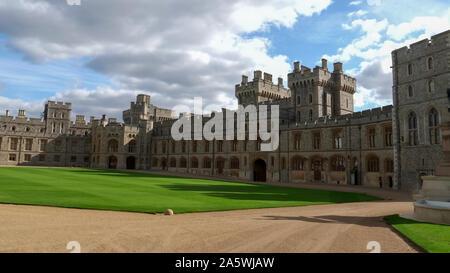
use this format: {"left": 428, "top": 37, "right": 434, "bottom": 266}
{"left": 0, "top": 167, "right": 379, "bottom": 214}
{"left": 384, "top": 215, "right": 450, "bottom": 253}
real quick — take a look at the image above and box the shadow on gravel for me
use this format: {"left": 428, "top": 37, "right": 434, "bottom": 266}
{"left": 261, "top": 215, "right": 387, "bottom": 228}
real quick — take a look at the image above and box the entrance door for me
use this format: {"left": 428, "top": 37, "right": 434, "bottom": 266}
{"left": 108, "top": 156, "right": 117, "bottom": 169}
{"left": 253, "top": 159, "right": 267, "bottom": 182}
{"left": 313, "top": 160, "right": 321, "bottom": 181}
{"left": 161, "top": 158, "right": 167, "bottom": 170}
{"left": 126, "top": 156, "right": 136, "bottom": 169}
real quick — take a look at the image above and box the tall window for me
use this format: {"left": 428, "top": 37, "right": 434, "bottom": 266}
{"left": 230, "top": 157, "right": 239, "bottom": 169}
{"left": 408, "top": 112, "right": 418, "bottom": 146}
{"left": 204, "top": 141, "right": 210, "bottom": 152}
{"left": 313, "top": 133, "right": 321, "bottom": 150}
{"left": 407, "top": 63, "right": 412, "bottom": 75}
{"left": 291, "top": 156, "right": 304, "bottom": 170}
{"left": 367, "top": 156, "right": 379, "bottom": 172}
{"left": 231, "top": 140, "right": 238, "bottom": 152}
{"left": 384, "top": 127, "right": 393, "bottom": 147}
{"left": 9, "top": 138, "right": 18, "bottom": 150}
{"left": 203, "top": 157, "right": 211, "bottom": 168}
{"left": 107, "top": 139, "right": 118, "bottom": 153}
{"left": 309, "top": 109, "right": 313, "bottom": 121}
{"left": 294, "top": 133, "right": 301, "bottom": 150}
{"left": 25, "top": 139, "right": 33, "bottom": 151}
{"left": 428, "top": 79, "right": 435, "bottom": 93}
{"left": 296, "top": 111, "right": 301, "bottom": 122}
{"left": 429, "top": 108, "right": 440, "bottom": 144}
{"left": 333, "top": 131, "right": 343, "bottom": 149}
{"left": 191, "top": 157, "right": 199, "bottom": 168}
{"left": 408, "top": 85, "right": 413, "bottom": 97}
{"left": 368, "top": 128, "right": 376, "bottom": 148}
{"left": 128, "top": 140, "right": 136, "bottom": 153}
{"left": 331, "top": 156, "right": 345, "bottom": 171}
{"left": 427, "top": 57, "right": 433, "bottom": 70}
{"left": 171, "top": 140, "right": 176, "bottom": 153}
{"left": 39, "top": 139, "right": 47, "bottom": 152}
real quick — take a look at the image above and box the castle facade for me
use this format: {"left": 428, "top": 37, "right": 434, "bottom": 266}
{"left": 1, "top": 30, "right": 449, "bottom": 192}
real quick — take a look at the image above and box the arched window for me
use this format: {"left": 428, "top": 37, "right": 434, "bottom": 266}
{"left": 128, "top": 140, "right": 136, "bottom": 153}
{"left": 407, "top": 63, "right": 412, "bottom": 75}
{"left": 428, "top": 79, "right": 435, "bottom": 93}
{"left": 331, "top": 155, "right": 346, "bottom": 171}
{"left": 408, "top": 85, "right": 413, "bottom": 97}
{"left": 408, "top": 112, "right": 418, "bottom": 146}
{"left": 230, "top": 157, "right": 239, "bottom": 169}
{"left": 291, "top": 156, "right": 304, "bottom": 170}
{"left": 107, "top": 139, "right": 118, "bottom": 153}
{"left": 231, "top": 140, "right": 238, "bottom": 152}
{"left": 427, "top": 57, "right": 433, "bottom": 70}
{"left": 191, "top": 157, "right": 199, "bottom": 168}
{"left": 309, "top": 109, "right": 313, "bottom": 121}
{"left": 170, "top": 157, "right": 176, "bottom": 167}
{"left": 428, "top": 108, "right": 440, "bottom": 144}
{"left": 180, "top": 157, "right": 187, "bottom": 168}
{"left": 203, "top": 157, "right": 211, "bottom": 168}
{"left": 367, "top": 155, "right": 379, "bottom": 172}
{"left": 181, "top": 141, "right": 186, "bottom": 153}
{"left": 294, "top": 133, "right": 301, "bottom": 150}
{"left": 309, "top": 94, "right": 313, "bottom": 104}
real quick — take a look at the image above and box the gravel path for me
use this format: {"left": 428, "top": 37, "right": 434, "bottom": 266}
{"left": 0, "top": 185, "right": 418, "bottom": 253}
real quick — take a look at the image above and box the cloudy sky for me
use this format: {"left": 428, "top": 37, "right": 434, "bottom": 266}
{"left": 0, "top": 0, "right": 449, "bottom": 120}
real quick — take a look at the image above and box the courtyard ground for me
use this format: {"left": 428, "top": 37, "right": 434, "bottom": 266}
{"left": 0, "top": 167, "right": 424, "bottom": 253}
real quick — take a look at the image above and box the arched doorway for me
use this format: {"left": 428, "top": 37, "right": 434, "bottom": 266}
{"left": 216, "top": 157, "right": 225, "bottom": 175}
{"left": 161, "top": 158, "right": 167, "bottom": 170}
{"left": 108, "top": 156, "right": 118, "bottom": 169}
{"left": 312, "top": 159, "right": 322, "bottom": 181}
{"left": 126, "top": 156, "right": 136, "bottom": 169}
{"left": 253, "top": 159, "right": 267, "bottom": 182}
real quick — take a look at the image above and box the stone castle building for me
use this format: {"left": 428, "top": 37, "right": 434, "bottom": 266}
{"left": 1, "top": 30, "right": 449, "bottom": 192}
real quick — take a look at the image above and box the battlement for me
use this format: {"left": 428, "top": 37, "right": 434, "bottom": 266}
{"left": 392, "top": 30, "right": 450, "bottom": 63}
{"left": 46, "top": 101, "right": 72, "bottom": 109}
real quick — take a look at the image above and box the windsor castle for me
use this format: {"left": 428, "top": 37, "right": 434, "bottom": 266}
{"left": 1, "top": 30, "right": 449, "bottom": 192}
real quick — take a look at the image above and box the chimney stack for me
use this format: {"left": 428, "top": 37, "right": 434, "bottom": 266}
{"left": 321, "top": 59, "right": 328, "bottom": 70}
{"left": 5, "top": 110, "right": 10, "bottom": 117}
{"left": 278, "top": 77, "right": 283, "bottom": 86}
{"left": 333, "top": 62, "right": 343, "bottom": 73}
{"left": 294, "top": 61, "right": 300, "bottom": 72}
{"left": 18, "top": 109, "right": 26, "bottom": 117}
{"left": 241, "top": 75, "right": 248, "bottom": 85}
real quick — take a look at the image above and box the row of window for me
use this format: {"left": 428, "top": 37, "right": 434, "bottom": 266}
{"left": 0, "top": 138, "right": 47, "bottom": 151}
{"left": 407, "top": 79, "right": 435, "bottom": 97}
{"left": 7, "top": 153, "right": 89, "bottom": 163}
{"left": 105, "top": 139, "right": 137, "bottom": 153}
{"left": 151, "top": 155, "right": 393, "bottom": 173}
{"left": 407, "top": 56, "right": 434, "bottom": 75}
{"left": 407, "top": 108, "right": 440, "bottom": 146}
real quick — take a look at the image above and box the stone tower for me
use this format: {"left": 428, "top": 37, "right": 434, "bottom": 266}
{"left": 235, "top": 71, "right": 290, "bottom": 107}
{"left": 44, "top": 101, "right": 72, "bottom": 134}
{"left": 287, "top": 59, "right": 356, "bottom": 123}
{"left": 392, "top": 30, "right": 450, "bottom": 191}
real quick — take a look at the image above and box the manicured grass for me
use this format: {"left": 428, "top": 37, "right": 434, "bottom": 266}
{"left": 0, "top": 167, "right": 380, "bottom": 214}
{"left": 384, "top": 214, "right": 450, "bottom": 253}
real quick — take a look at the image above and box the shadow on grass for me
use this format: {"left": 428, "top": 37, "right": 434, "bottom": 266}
{"left": 158, "top": 183, "right": 379, "bottom": 203}
{"left": 262, "top": 215, "right": 387, "bottom": 227}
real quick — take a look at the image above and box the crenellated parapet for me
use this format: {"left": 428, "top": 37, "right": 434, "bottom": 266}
{"left": 235, "top": 70, "right": 290, "bottom": 106}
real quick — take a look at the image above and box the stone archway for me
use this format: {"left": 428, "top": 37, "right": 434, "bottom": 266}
{"left": 126, "top": 156, "right": 136, "bottom": 170}
{"left": 108, "top": 156, "right": 118, "bottom": 169}
{"left": 253, "top": 159, "right": 267, "bottom": 182}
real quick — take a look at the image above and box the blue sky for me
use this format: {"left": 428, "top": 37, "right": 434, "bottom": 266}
{"left": 0, "top": 0, "right": 449, "bottom": 119}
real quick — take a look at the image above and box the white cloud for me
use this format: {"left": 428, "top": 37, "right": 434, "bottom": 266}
{"left": 348, "top": 10, "right": 368, "bottom": 17}
{"left": 0, "top": 0, "right": 332, "bottom": 118}
{"left": 386, "top": 10, "right": 450, "bottom": 40}
{"left": 349, "top": 1, "right": 362, "bottom": 5}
